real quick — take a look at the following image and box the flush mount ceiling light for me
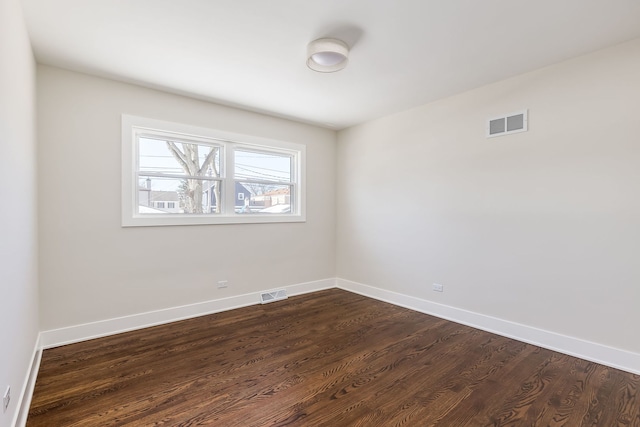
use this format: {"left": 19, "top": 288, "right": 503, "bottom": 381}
{"left": 307, "top": 38, "right": 349, "bottom": 73}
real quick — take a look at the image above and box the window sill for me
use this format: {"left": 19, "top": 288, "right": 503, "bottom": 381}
{"left": 122, "top": 213, "right": 306, "bottom": 227}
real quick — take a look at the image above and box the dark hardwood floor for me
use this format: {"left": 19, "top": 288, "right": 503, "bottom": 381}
{"left": 28, "top": 289, "right": 640, "bottom": 426}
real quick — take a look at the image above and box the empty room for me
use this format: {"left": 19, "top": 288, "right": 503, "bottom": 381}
{"left": 2, "top": 0, "right": 640, "bottom": 426}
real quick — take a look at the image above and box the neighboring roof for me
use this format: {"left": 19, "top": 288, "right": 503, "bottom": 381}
{"left": 263, "top": 188, "right": 290, "bottom": 196}
{"left": 148, "top": 191, "right": 179, "bottom": 202}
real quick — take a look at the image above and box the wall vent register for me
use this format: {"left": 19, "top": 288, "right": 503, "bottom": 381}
{"left": 260, "top": 289, "right": 288, "bottom": 304}
{"left": 487, "top": 110, "right": 528, "bottom": 137}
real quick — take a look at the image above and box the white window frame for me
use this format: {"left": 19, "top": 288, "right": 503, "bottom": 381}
{"left": 122, "top": 115, "right": 306, "bottom": 227}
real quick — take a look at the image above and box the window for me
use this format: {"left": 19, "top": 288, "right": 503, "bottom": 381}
{"left": 122, "top": 115, "right": 305, "bottom": 226}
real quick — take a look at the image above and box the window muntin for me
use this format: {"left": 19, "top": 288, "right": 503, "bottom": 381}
{"left": 122, "top": 115, "right": 305, "bottom": 226}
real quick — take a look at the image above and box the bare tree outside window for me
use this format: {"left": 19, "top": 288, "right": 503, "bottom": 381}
{"left": 165, "top": 142, "right": 220, "bottom": 213}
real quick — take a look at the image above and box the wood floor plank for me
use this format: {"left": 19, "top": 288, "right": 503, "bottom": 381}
{"left": 27, "top": 289, "right": 640, "bottom": 426}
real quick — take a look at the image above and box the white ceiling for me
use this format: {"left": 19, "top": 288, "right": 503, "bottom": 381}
{"left": 21, "top": 0, "right": 640, "bottom": 130}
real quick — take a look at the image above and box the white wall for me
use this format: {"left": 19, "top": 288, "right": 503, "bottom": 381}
{"left": 336, "top": 38, "right": 640, "bottom": 354}
{"left": 37, "top": 66, "right": 336, "bottom": 331}
{"left": 0, "top": 0, "right": 39, "bottom": 425}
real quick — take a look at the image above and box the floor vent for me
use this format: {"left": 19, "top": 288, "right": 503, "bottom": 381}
{"left": 260, "top": 289, "right": 288, "bottom": 304}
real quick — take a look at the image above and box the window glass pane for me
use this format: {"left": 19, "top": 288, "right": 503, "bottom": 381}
{"left": 139, "top": 137, "right": 221, "bottom": 178}
{"left": 138, "top": 176, "right": 222, "bottom": 214}
{"left": 234, "top": 150, "right": 291, "bottom": 183}
{"left": 236, "top": 182, "right": 292, "bottom": 214}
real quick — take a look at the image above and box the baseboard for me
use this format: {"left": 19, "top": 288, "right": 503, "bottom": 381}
{"left": 40, "top": 278, "right": 336, "bottom": 349}
{"left": 31, "top": 275, "right": 640, "bottom": 424}
{"left": 12, "top": 333, "right": 42, "bottom": 427}
{"left": 38, "top": 276, "right": 640, "bottom": 374}
{"left": 337, "top": 278, "right": 640, "bottom": 375}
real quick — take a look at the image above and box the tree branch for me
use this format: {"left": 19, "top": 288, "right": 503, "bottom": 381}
{"left": 198, "top": 147, "right": 217, "bottom": 176}
{"left": 166, "top": 141, "right": 191, "bottom": 173}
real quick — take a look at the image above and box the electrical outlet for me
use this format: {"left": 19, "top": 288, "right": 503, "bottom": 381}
{"left": 3, "top": 386, "right": 10, "bottom": 413}
{"left": 432, "top": 283, "right": 444, "bottom": 292}
{"left": 217, "top": 280, "right": 228, "bottom": 289}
